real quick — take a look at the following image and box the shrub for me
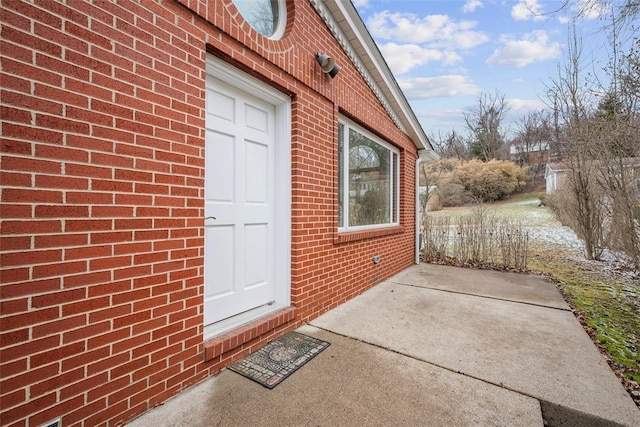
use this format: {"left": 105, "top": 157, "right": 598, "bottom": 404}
{"left": 421, "top": 216, "right": 451, "bottom": 261}
{"left": 440, "top": 182, "right": 472, "bottom": 207}
{"left": 421, "top": 204, "right": 529, "bottom": 269}
{"left": 545, "top": 182, "right": 608, "bottom": 261}
{"left": 422, "top": 158, "right": 529, "bottom": 206}
{"left": 456, "top": 159, "right": 529, "bottom": 202}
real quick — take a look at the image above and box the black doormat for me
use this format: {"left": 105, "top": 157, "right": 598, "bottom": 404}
{"left": 227, "top": 331, "right": 330, "bottom": 389}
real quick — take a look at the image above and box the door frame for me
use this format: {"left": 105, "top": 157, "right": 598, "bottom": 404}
{"left": 204, "top": 55, "right": 291, "bottom": 339}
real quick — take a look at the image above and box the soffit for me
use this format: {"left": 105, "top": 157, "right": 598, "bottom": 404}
{"left": 311, "top": 0, "right": 435, "bottom": 153}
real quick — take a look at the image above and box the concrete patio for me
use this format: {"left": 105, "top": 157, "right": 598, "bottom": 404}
{"left": 126, "top": 264, "right": 640, "bottom": 427}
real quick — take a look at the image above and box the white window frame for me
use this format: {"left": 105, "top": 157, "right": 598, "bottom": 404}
{"left": 270, "top": 0, "right": 287, "bottom": 40}
{"left": 232, "top": 0, "right": 287, "bottom": 40}
{"left": 338, "top": 117, "right": 400, "bottom": 232}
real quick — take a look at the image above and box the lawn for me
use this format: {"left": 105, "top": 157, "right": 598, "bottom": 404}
{"left": 425, "top": 192, "right": 640, "bottom": 403}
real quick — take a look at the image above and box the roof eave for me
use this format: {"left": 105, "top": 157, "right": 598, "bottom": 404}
{"left": 317, "top": 0, "right": 435, "bottom": 154}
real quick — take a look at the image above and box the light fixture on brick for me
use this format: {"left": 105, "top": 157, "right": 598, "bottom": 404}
{"left": 315, "top": 52, "right": 340, "bottom": 78}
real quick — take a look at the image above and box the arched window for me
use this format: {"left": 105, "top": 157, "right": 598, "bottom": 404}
{"left": 232, "top": 0, "right": 287, "bottom": 39}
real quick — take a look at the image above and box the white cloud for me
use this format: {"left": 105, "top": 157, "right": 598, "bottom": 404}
{"left": 486, "top": 31, "right": 561, "bottom": 67}
{"left": 379, "top": 43, "right": 462, "bottom": 75}
{"left": 417, "top": 107, "right": 470, "bottom": 135}
{"left": 507, "top": 98, "right": 546, "bottom": 114}
{"left": 397, "top": 75, "right": 481, "bottom": 99}
{"left": 366, "top": 11, "right": 489, "bottom": 50}
{"left": 511, "top": 0, "right": 545, "bottom": 21}
{"left": 502, "top": 98, "right": 548, "bottom": 131}
{"left": 463, "top": 0, "right": 483, "bottom": 13}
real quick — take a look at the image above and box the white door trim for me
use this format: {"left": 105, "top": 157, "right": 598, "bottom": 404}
{"left": 204, "top": 55, "right": 291, "bottom": 339}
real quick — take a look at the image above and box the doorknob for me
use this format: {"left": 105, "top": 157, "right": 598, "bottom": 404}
{"left": 204, "top": 216, "right": 216, "bottom": 221}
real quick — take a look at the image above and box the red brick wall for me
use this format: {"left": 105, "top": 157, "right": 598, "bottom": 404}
{"left": 0, "top": 0, "right": 419, "bottom": 425}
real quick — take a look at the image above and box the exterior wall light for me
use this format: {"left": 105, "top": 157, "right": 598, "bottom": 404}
{"left": 315, "top": 52, "right": 340, "bottom": 78}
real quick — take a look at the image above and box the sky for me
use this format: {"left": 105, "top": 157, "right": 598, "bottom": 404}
{"left": 350, "top": 0, "right": 617, "bottom": 139}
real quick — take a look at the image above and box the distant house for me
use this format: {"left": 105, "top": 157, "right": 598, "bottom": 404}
{"left": 510, "top": 141, "right": 550, "bottom": 166}
{"left": 545, "top": 158, "right": 640, "bottom": 194}
{"left": 544, "top": 162, "right": 570, "bottom": 193}
{"left": 0, "top": 1, "right": 438, "bottom": 426}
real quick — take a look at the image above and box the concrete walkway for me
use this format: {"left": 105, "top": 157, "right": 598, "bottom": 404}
{"left": 127, "top": 264, "right": 640, "bottom": 427}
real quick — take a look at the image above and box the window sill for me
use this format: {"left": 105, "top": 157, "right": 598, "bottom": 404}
{"left": 335, "top": 225, "right": 404, "bottom": 244}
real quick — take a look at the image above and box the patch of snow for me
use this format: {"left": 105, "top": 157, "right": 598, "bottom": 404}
{"left": 573, "top": 251, "right": 640, "bottom": 284}
{"left": 513, "top": 199, "right": 540, "bottom": 206}
{"left": 527, "top": 225, "right": 585, "bottom": 252}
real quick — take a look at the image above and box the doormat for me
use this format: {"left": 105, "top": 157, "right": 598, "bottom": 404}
{"left": 227, "top": 331, "right": 330, "bottom": 389}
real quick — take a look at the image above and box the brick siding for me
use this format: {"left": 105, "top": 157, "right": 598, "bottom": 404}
{"left": 0, "top": 0, "right": 420, "bottom": 425}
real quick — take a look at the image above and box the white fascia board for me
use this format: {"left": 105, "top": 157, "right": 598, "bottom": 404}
{"left": 336, "top": 1, "right": 431, "bottom": 151}
{"left": 419, "top": 149, "right": 440, "bottom": 162}
{"left": 315, "top": 0, "right": 434, "bottom": 153}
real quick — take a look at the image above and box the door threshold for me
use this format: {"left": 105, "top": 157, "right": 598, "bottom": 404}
{"left": 204, "top": 303, "right": 287, "bottom": 341}
{"left": 203, "top": 306, "right": 296, "bottom": 361}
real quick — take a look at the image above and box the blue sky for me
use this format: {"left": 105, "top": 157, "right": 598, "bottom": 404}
{"left": 351, "top": 0, "right": 615, "bottom": 138}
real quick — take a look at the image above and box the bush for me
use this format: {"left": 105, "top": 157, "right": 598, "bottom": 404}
{"left": 422, "top": 158, "right": 529, "bottom": 206}
{"left": 440, "top": 182, "right": 472, "bottom": 207}
{"left": 456, "top": 159, "right": 529, "bottom": 202}
{"left": 545, "top": 182, "right": 608, "bottom": 261}
{"left": 421, "top": 204, "right": 529, "bottom": 269}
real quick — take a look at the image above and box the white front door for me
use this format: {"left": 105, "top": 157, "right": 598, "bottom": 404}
{"left": 204, "top": 63, "right": 290, "bottom": 333}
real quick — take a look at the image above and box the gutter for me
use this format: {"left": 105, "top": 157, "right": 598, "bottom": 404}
{"left": 415, "top": 149, "right": 440, "bottom": 264}
{"left": 415, "top": 151, "right": 423, "bottom": 264}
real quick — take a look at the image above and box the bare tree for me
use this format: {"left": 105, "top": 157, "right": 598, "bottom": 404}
{"left": 545, "top": 22, "right": 608, "bottom": 260}
{"left": 429, "top": 130, "right": 470, "bottom": 160}
{"left": 545, "top": 12, "right": 640, "bottom": 265}
{"left": 545, "top": 0, "right": 639, "bottom": 22}
{"left": 511, "top": 110, "right": 553, "bottom": 182}
{"left": 621, "top": 38, "right": 640, "bottom": 101}
{"left": 590, "top": 15, "right": 640, "bottom": 268}
{"left": 595, "top": 146, "right": 640, "bottom": 268}
{"left": 464, "top": 91, "right": 510, "bottom": 161}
